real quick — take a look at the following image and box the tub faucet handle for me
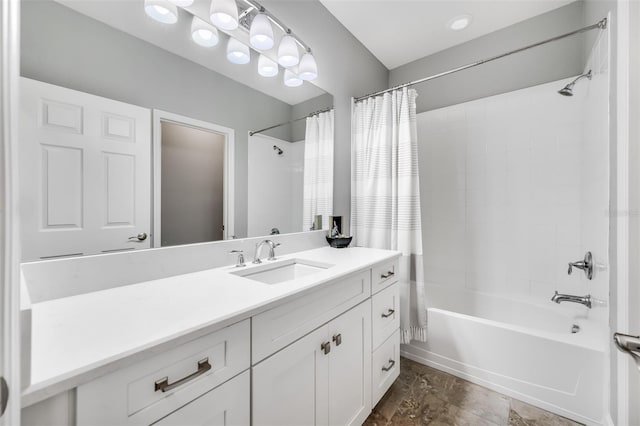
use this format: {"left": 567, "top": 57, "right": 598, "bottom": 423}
{"left": 568, "top": 251, "right": 593, "bottom": 280}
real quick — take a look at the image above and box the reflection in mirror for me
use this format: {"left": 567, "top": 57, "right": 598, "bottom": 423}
{"left": 19, "top": 0, "right": 334, "bottom": 260}
{"left": 247, "top": 105, "right": 334, "bottom": 238}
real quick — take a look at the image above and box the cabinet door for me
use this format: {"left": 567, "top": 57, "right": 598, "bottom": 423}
{"left": 328, "top": 302, "right": 372, "bottom": 426}
{"left": 152, "top": 370, "right": 249, "bottom": 426}
{"left": 253, "top": 325, "right": 329, "bottom": 426}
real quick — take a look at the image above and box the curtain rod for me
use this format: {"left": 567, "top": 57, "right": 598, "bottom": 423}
{"left": 355, "top": 17, "right": 607, "bottom": 103}
{"left": 249, "top": 107, "right": 333, "bottom": 136}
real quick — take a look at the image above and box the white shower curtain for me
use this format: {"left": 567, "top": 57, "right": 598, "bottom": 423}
{"left": 351, "top": 88, "right": 427, "bottom": 343}
{"left": 303, "top": 110, "right": 334, "bottom": 231}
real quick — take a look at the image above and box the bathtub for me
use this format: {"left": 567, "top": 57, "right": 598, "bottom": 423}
{"left": 400, "top": 286, "right": 606, "bottom": 425}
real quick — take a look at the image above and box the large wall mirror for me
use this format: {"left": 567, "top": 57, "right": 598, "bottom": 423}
{"left": 19, "top": 0, "right": 334, "bottom": 261}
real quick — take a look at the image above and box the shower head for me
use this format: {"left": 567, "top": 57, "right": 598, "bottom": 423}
{"left": 558, "top": 70, "right": 592, "bottom": 96}
{"left": 273, "top": 145, "right": 283, "bottom": 155}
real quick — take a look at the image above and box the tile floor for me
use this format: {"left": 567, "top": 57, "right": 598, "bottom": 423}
{"left": 364, "top": 357, "right": 583, "bottom": 426}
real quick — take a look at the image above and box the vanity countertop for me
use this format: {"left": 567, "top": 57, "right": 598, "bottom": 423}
{"left": 22, "top": 246, "right": 400, "bottom": 406}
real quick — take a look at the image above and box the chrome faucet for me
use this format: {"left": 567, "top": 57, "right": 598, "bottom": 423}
{"left": 253, "top": 240, "right": 280, "bottom": 264}
{"left": 551, "top": 291, "right": 592, "bottom": 308}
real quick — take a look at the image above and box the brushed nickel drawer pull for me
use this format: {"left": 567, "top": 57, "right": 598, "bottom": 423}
{"left": 154, "top": 358, "right": 211, "bottom": 393}
{"left": 381, "top": 309, "right": 395, "bottom": 318}
{"left": 321, "top": 341, "right": 331, "bottom": 355}
{"left": 381, "top": 271, "right": 395, "bottom": 279}
{"left": 382, "top": 359, "right": 396, "bottom": 372}
{"left": 332, "top": 333, "right": 342, "bottom": 346}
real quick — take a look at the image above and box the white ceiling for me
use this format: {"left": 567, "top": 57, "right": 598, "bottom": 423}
{"left": 319, "top": 0, "right": 575, "bottom": 69}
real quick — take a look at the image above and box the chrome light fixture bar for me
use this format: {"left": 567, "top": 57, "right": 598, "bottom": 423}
{"left": 242, "top": 0, "right": 311, "bottom": 52}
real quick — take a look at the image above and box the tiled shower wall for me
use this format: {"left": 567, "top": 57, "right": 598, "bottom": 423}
{"left": 417, "top": 31, "right": 609, "bottom": 323}
{"left": 247, "top": 134, "right": 304, "bottom": 237}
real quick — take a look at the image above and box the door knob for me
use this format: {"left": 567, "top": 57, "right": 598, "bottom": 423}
{"left": 128, "top": 232, "right": 148, "bottom": 242}
{"left": 1, "top": 376, "right": 8, "bottom": 417}
{"left": 614, "top": 332, "right": 640, "bottom": 366}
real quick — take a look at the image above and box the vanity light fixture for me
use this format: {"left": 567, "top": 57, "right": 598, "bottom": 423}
{"left": 284, "top": 69, "right": 303, "bottom": 87}
{"left": 227, "top": 38, "right": 251, "bottom": 64}
{"left": 168, "top": 0, "right": 194, "bottom": 7}
{"left": 250, "top": 12, "right": 274, "bottom": 50}
{"left": 191, "top": 16, "right": 219, "bottom": 47}
{"left": 210, "top": 0, "right": 239, "bottom": 30}
{"left": 448, "top": 14, "right": 472, "bottom": 30}
{"left": 145, "top": 0, "right": 318, "bottom": 85}
{"left": 278, "top": 33, "right": 300, "bottom": 67}
{"left": 144, "top": 0, "right": 178, "bottom": 24}
{"left": 298, "top": 51, "right": 318, "bottom": 81}
{"left": 258, "top": 54, "right": 279, "bottom": 77}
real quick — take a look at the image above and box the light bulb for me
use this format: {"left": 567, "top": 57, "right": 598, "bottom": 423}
{"left": 258, "top": 54, "right": 278, "bottom": 77}
{"left": 278, "top": 35, "right": 299, "bottom": 67}
{"left": 210, "top": 0, "right": 239, "bottom": 30}
{"left": 284, "top": 69, "right": 302, "bottom": 87}
{"left": 144, "top": 0, "right": 178, "bottom": 24}
{"left": 191, "top": 16, "right": 219, "bottom": 47}
{"left": 298, "top": 52, "right": 318, "bottom": 80}
{"left": 250, "top": 13, "right": 274, "bottom": 50}
{"left": 227, "top": 38, "right": 250, "bottom": 64}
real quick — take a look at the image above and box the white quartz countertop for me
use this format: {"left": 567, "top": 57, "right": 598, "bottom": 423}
{"left": 22, "top": 246, "right": 400, "bottom": 406}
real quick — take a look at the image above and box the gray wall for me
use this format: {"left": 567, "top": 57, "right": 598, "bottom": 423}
{"left": 290, "top": 93, "right": 334, "bottom": 142}
{"left": 263, "top": 1, "right": 389, "bottom": 232}
{"left": 389, "top": 1, "right": 586, "bottom": 114}
{"left": 21, "top": 1, "right": 294, "bottom": 238}
{"left": 21, "top": 0, "right": 388, "bottom": 237}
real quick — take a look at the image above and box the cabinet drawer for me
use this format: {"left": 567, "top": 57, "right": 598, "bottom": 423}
{"left": 77, "top": 319, "right": 250, "bottom": 425}
{"left": 152, "top": 370, "right": 249, "bottom": 426}
{"left": 252, "top": 269, "right": 371, "bottom": 363}
{"left": 372, "top": 329, "right": 400, "bottom": 406}
{"left": 372, "top": 258, "right": 399, "bottom": 294}
{"left": 371, "top": 283, "right": 400, "bottom": 350}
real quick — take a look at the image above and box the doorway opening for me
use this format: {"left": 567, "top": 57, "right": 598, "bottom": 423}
{"left": 153, "top": 110, "right": 234, "bottom": 246}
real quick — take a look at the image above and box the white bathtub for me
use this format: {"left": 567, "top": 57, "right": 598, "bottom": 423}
{"left": 401, "top": 286, "right": 606, "bottom": 425}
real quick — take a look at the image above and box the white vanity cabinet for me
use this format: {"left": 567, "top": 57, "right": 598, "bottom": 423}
{"left": 152, "top": 371, "right": 250, "bottom": 426}
{"left": 253, "top": 301, "right": 372, "bottom": 426}
{"left": 76, "top": 319, "right": 250, "bottom": 425}
{"left": 23, "top": 249, "right": 402, "bottom": 426}
{"left": 370, "top": 261, "right": 401, "bottom": 406}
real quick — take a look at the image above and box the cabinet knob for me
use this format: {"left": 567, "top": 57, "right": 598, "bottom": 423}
{"left": 321, "top": 341, "right": 331, "bottom": 355}
{"left": 332, "top": 333, "right": 342, "bottom": 346}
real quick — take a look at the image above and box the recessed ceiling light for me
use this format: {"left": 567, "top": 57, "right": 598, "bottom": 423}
{"left": 448, "top": 14, "right": 472, "bottom": 31}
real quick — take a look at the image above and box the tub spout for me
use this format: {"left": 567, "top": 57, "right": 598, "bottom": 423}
{"left": 551, "top": 291, "right": 592, "bottom": 308}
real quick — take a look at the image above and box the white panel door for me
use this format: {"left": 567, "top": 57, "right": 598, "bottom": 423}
{"left": 19, "top": 78, "right": 151, "bottom": 260}
{"left": 252, "top": 325, "right": 329, "bottom": 426}
{"left": 328, "top": 302, "right": 371, "bottom": 426}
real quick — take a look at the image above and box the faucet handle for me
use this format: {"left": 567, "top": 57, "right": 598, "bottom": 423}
{"left": 229, "top": 250, "right": 245, "bottom": 267}
{"left": 268, "top": 242, "right": 281, "bottom": 261}
{"left": 567, "top": 252, "right": 593, "bottom": 280}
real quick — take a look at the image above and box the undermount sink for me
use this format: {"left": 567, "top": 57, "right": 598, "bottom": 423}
{"left": 231, "top": 258, "right": 334, "bottom": 284}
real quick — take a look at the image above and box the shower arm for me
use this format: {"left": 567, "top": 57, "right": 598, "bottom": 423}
{"left": 568, "top": 70, "right": 593, "bottom": 87}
